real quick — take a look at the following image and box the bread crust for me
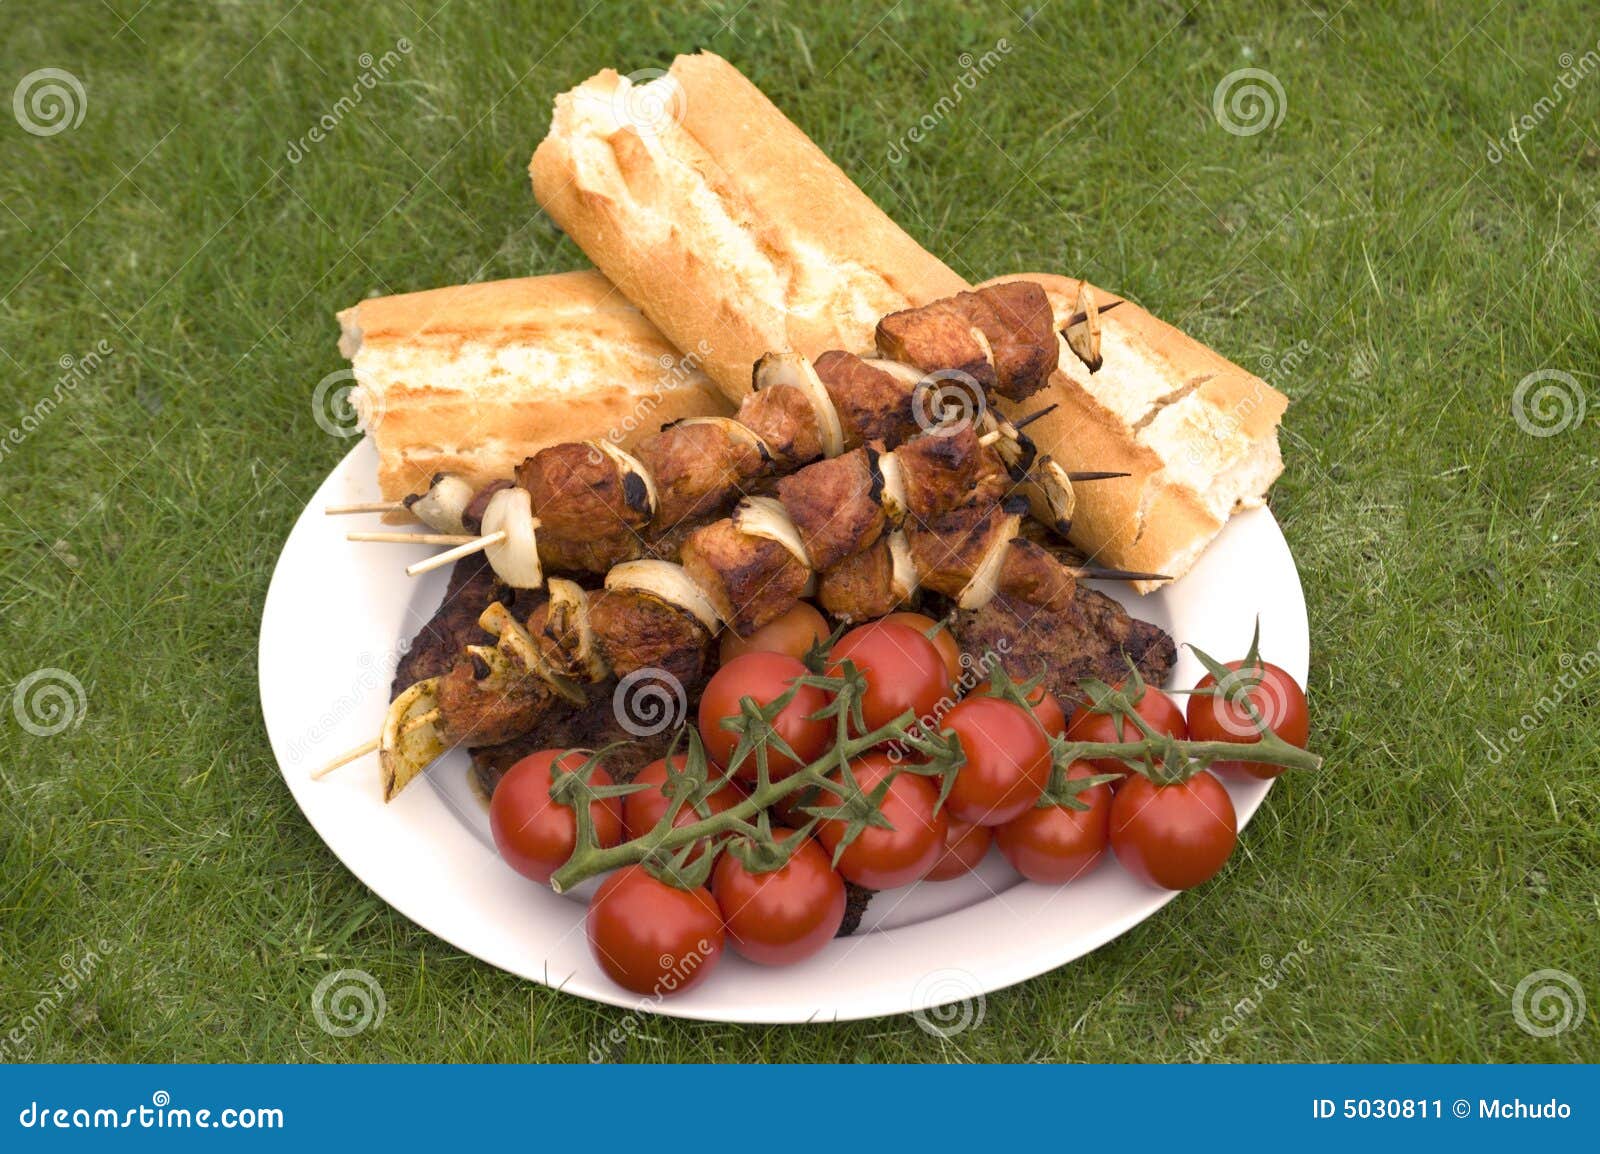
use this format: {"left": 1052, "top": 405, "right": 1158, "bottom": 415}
{"left": 530, "top": 52, "right": 967, "bottom": 404}
{"left": 979, "top": 274, "right": 1287, "bottom": 592}
{"left": 337, "top": 269, "right": 731, "bottom": 513}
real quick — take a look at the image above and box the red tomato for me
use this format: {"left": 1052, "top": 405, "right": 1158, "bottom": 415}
{"left": 1067, "top": 684, "right": 1188, "bottom": 778}
{"left": 814, "top": 752, "right": 947, "bottom": 890}
{"left": 973, "top": 679, "right": 1067, "bottom": 738}
{"left": 490, "top": 750, "right": 623, "bottom": 885}
{"left": 1110, "top": 771, "right": 1238, "bottom": 891}
{"left": 828, "top": 620, "right": 952, "bottom": 733}
{"left": 924, "top": 817, "right": 994, "bottom": 881}
{"left": 719, "top": 602, "right": 829, "bottom": 664}
{"left": 622, "top": 755, "right": 745, "bottom": 839}
{"left": 712, "top": 830, "right": 845, "bottom": 965}
{"left": 940, "top": 696, "right": 1053, "bottom": 826}
{"left": 995, "top": 761, "right": 1112, "bottom": 884}
{"left": 586, "top": 865, "right": 725, "bottom": 995}
{"left": 1186, "top": 660, "right": 1310, "bottom": 779}
{"left": 881, "top": 612, "right": 961, "bottom": 686}
{"left": 698, "top": 651, "right": 831, "bottom": 782}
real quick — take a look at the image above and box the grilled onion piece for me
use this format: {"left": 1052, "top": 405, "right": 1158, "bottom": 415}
{"left": 481, "top": 487, "right": 542, "bottom": 589}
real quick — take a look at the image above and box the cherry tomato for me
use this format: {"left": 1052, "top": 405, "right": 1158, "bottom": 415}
{"left": 698, "top": 651, "right": 831, "bottom": 782}
{"left": 827, "top": 620, "right": 952, "bottom": 733}
{"left": 490, "top": 749, "right": 623, "bottom": 885}
{"left": 1110, "top": 770, "right": 1237, "bottom": 891}
{"left": 1067, "top": 684, "right": 1187, "bottom": 778}
{"left": 1186, "top": 660, "right": 1310, "bottom": 779}
{"left": 882, "top": 612, "right": 961, "bottom": 686}
{"left": 719, "top": 601, "right": 829, "bottom": 664}
{"left": 924, "top": 816, "right": 994, "bottom": 881}
{"left": 973, "top": 679, "right": 1067, "bottom": 738}
{"left": 621, "top": 755, "right": 745, "bottom": 877}
{"left": 712, "top": 829, "right": 845, "bottom": 965}
{"left": 814, "top": 752, "right": 947, "bottom": 890}
{"left": 586, "top": 865, "right": 725, "bottom": 995}
{"left": 940, "top": 696, "right": 1053, "bottom": 826}
{"left": 996, "top": 761, "right": 1112, "bottom": 884}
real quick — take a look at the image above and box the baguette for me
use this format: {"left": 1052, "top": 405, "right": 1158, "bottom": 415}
{"left": 337, "top": 269, "right": 730, "bottom": 512}
{"left": 980, "top": 274, "right": 1287, "bottom": 593}
{"left": 530, "top": 51, "right": 967, "bottom": 405}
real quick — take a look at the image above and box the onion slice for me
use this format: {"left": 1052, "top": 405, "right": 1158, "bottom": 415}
{"left": 544, "top": 578, "right": 609, "bottom": 683}
{"left": 606, "top": 560, "right": 722, "bottom": 633}
{"left": 877, "top": 450, "right": 909, "bottom": 526}
{"left": 732, "top": 496, "right": 812, "bottom": 571}
{"left": 477, "top": 601, "right": 586, "bottom": 704}
{"left": 379, "top": 677, "right": 444, "bottom": 802}
{"left": 887, "top": 528, "right": 918, "bottom": 604}
{"left": 674, "top": 417, "right": 772, "bottom": 463}
{"left": 753, "top": 352, "right": 845, "bottom": 458}
{"left": 586, "top": 439, "right": 659, "bottom": 519}
{"left": 481, "top": 487, "right": 543, "bottom": 589}
{"left": 405, "top": 473, "right": 475, "bottom": 534}
{"left": 955, "top": 512, "right": 1023, "bottom": 610}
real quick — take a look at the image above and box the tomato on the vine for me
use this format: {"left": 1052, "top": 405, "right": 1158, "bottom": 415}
{"left": 586, "top": 865, "right": 725, "bottom": 995}
{"left": 621, "top": 755, "right": 745, "bottom": 877}
{"left": 1067, "top": 684, "right": 1187, "bottom": 778}
{"left": 827, "top": 620, "right": 951, "bottom": 733}
{"left": 1186, "top": 660, "right": 1309, "bottom": 779}
{"left": 995, "top": 761, "right": 1112, "bottom": 884}
{"left": 940, "top": 696, "right": 1052, "bottom": 826}
{"left": 881, "top": 611, "right": 961, "bottom": 687}
{"left": 814, "top": 752, "right": 947, "bottom": 890}
{"left": 490, "top": 749, "right": 623, "bottom": 885}
{"left": 974, "top": 679, "right": 1067, "bottom": 738}
{"left": 924, "top": 816, "right": 993, "bottom": 881}
{"left": 698, "top": 651, "right": 831, "bottom": 782}
{"left": 712, "top": 830, "right": 845, "bottom": 965}
{"left": 1109, "top": 770, "right": 1237, "bottom": 891}
{"left": 719, "top": 602, "right": 829, "bottom": 664}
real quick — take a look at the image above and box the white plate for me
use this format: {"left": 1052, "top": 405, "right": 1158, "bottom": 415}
{"left": 260, "top": 440, "right": 1308, "bottom": 1023}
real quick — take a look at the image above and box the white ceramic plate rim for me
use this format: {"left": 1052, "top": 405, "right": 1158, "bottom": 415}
{"left": 260, "top": 441, "right": 1308, "bottom": 1023}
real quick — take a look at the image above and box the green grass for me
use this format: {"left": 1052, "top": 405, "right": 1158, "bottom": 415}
{"left": 2, "top": 0, "right": 1597, "bottom": 1063}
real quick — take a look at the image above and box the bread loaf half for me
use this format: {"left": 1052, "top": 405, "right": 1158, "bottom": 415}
{"left": 530, "top": 51, "right": 968, "bottom": 404}
{"left": 980, "top": 274, "right": 1287, "bottom": 593}
{"left": 337, "top": 269, "right": 731, "bottom": 511}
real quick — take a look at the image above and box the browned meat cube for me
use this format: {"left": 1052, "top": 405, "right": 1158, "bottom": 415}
{"left": 777, "top": 448, "right": 886, "bottom": 572}
{"left": 435, "top": 658, "right": 556, "bottom": 748}
{"left": 589, "top": 587, "right": 714, "bottom": 687}
{"left": 634, "top": 420, "right": 768, "bottom": 530}
{"left": 813, "top": 351, "right": 921, "bottom": 449}
{"left": 875, "top": 302, "right": 996, "bottom": 393}
{"left": 735, "top": 383, "right": 824, "bottom": 470}
{"left": 817, "top": 537, "right": 899, "bottom": 623}
{"left": 894, "top": 424, "right": 982, "bottom": 525}
{"left": 957, "top": 281, "right": 1057, "bottom": 400}
{"left": 680, "top": 519, "right": 812, "bottom": 637}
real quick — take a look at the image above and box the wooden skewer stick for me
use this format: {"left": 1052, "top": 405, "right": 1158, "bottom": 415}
{"left": 1065, "top": 471, "right": 1131, "bottom": 482}
{"left": 405, "top": 530, "right": 509, "bottom": 578}
{"left": 1059, "top": 298, "right": 1125, "bottom": 330}
{"left": 1010, "top": 403, "right": 1059, "bottom": 431}
{"left": 347, "top": 532, "right": 480, "bottom": 546}
{"left": 326, "top": 501, "right": 407, "bottom": 516}
{"left": 1069, "top": 565, "right": 1171, "bottom": 583}
{"left": 311, "top": 709, "right": 441, "bottom": 780}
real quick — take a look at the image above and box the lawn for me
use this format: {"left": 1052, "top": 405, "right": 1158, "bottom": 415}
{"left": 1, "top": 0, "right": 1596, "bottom": 1063}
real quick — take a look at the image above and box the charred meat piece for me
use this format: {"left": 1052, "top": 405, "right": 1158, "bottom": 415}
{"left": 392, "top": 557, "right": 506, "bottom": 697}
{"left": 954, "top": 588, "right": 1176, "bottom": 708}
{"left": 468, "top": 684, "right": 671, "bottom": 799}
{"left": 680, "top": 519, "right": 811, "bottom": 637}
{"left": 589, "top": 587, "right": 715, "bottom": 688}
{"left": 816, "top": 536, "right": 899, "bottom": 623}
{"left": 838, "top": 881, "right": 873, "bottom": 937}
{"left": 955, "top": 282, "right": 1057, "bottom": 400}
{"left": 434, "top": 656, "right": 558, "bottom": 748}
{"left": 813, "top": 351, "right": 921, "bottom": 449}
{"left": 895, "top": 424, "right": 983, "bottom": 525}
{"left": 462, "top": 480, "right": 515, "bottom": 535}
{"left": 995, "top": 537, "right": 1077, "bottom": 606}
{"left": 516, "top": 443, "right": 650, "bottom": 571}
{"left": 777, "top": 447, "right": 886, "bottom": 572}
{"left": 875, "top": 302, "right": 996, "bottom": 393}
{"left": 735, "top": 382, "right": 823, "bottom": 471}
{"left": 906, "top": 502, "right": 1020, "bottom": 599}
{"left": 634, "top": 420, "right": 768, "bottom": 529}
